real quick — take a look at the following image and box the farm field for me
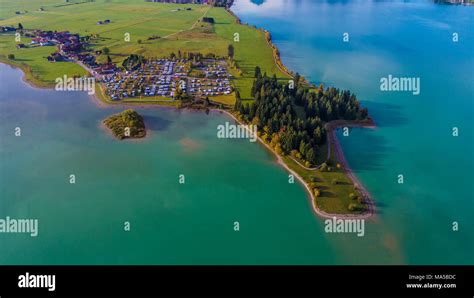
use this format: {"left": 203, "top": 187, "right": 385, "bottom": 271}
{"left": 0, "top": 0, "right": 369, "bottom": 217}
{"left": 0, "top": 0, "right": 289, "bottom": 102}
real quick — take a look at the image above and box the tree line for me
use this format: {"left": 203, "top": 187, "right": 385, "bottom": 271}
{"left": 208, "top": 0, "right": 234, "bottom": 7}
{"left": 234, "top": 67, "right": 368, "bottom": 166}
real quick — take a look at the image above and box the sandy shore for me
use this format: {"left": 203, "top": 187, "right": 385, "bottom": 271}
{"left": 3, "top": 60, "right": 375, "bottom": 219}
{"left": 326, "top": 120, "right": 377, "bottom": 219}
{"left": 219, "top": 110, "right": 376, "bottom": 220}
{"left": 99, "top": 121, "right": 151, "bottom": 142}
{"left": 0, "top": 60, "right": 55, "bottom": 90}
{"left": 2, "top": 9, "right": 376, "bottom": 220}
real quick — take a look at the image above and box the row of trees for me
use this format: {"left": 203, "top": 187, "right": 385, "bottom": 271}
{"left": 234, "top": 67, "right": 368, "bottom": 166}
{"left": 169, "top": 51, "right": 217, "bottom": 61}
{"left": 122, "top": 54, "right": 145, "bottom": 71}
{"left": 208, "top": 0, "right": 234, "bottom": 7}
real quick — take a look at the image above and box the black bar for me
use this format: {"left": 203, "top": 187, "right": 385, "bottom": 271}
{"left": 0, "top": 265, "right": 472, "bottom": 297}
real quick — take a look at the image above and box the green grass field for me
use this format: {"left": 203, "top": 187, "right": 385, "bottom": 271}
{"left": 205, "top": 8, "right": 290, "bottom": 99}
{"left": 0, "top": 38, "right": 88, "bottom": 86}
{"left": 0, "top": 0, "right": 360, "bottom": 215}
{"left": 0, "top": 0, "right": 289, "bottom": 101}
{"left": 282, "top": 141, "right": 366, "bottom": 215}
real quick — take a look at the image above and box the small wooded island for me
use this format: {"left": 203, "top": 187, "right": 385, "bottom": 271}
{"left": 103, "top": 109, "right": 146, "bottom": 140}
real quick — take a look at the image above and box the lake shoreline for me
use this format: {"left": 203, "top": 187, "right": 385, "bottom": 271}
{"left": 100, "top": 121, "right": 152, "bottom": 142}
{"left": 225, "top": 5, "right": 376, "bottom": 219}
{"left": 219, "top": 109, "right": 375, "bottom": 220}
{"left": 0, "top": 59, "right": 56, "bottom": 89}
{"left": 325, "top": 120, "right": 377, "bottom": 219}
{"left": 0, "top": 3, "right": 375, "bottom": 219}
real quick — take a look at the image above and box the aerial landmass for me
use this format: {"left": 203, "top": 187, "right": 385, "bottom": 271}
{"left": 0, "top": 0, "right": 374, "bottom": 216}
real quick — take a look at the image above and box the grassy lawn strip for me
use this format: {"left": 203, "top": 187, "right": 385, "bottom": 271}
{"left": 0, "top": 2, "right": 289, "bottom": 103}
{"left": 282, "top": 146, "right": 366, "bottom": 215}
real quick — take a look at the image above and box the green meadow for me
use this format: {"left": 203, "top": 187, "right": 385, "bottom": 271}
{"left": 0, "top": 0, "right": 362, "bottom": 216}
{"left": 0, "top": 36, "right": 87, "bottom": 86}
{"left": 0, "top": 0, "right": 289, "bottom": 101}
{"left": 282, "top": 141, "right": 367, "bottom": 215}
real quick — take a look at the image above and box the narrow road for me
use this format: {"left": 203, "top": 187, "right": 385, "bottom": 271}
{"left": 262, "top": 29, "right": 293, "bottom": 78}
{"left": 163, "top": 5, "right": 211, "bottom": 39}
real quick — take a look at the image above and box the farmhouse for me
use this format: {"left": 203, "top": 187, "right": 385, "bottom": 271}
{"left": 97, "top": 64, "right": 116, "bottom": 74}
{"left": 202, "top": 17, "right": 215, "bottom": 23}
{"left": 17, "top": 27, "right": 232, "bottom": 103}
{"left": 28, "top": 30, "right": 91, "bottom": 64}
{"left": 30, "top": 31, "right": 83, "bottom": 54}
{"left": 47, "top": 52, "right": 64, "bottom": 62}
{"left": 0, "top": 26, "right": 16, "bottom": 32}
{"left": 97, "top": 19, "right": 111, "bottom": 25}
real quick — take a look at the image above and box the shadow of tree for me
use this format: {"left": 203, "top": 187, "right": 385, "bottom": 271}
{"left": 142, "top": 114, "right": 172, "bottom": 132}
{"left": 364, "top": 101, "right": 409, "bottom": 128}
{"left": 337, "top": 128, "right": 393, "bottom": 172}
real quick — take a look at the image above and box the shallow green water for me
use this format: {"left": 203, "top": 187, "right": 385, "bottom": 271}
{"left": 233, "top": 0, "right": 474, "bottom": 264}
{"left": 0, "top": 64, "right": 345, "bottom": 265}
{"left": 0, "top": 0, "right": 472, "bottom": 265}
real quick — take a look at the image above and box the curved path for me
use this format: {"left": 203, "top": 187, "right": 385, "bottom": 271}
{"left": 221, "top": 110, "right": 376, "bottom": 220}
{"left": 324, "top": 120, "right": 377, "bottom": 218}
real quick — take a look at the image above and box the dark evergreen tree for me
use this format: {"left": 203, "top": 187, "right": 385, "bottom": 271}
{"left": 254, "top": 66, "right": 261, "bottom": 78}
{"left": 237, "top": 71, "right": 369, "bottom": 166}
{"left": 228, "top": 44, "right": 234, "bottom": 59}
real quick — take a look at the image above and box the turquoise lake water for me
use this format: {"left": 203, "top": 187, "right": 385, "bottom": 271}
{"left": 233, "top": 0, "right": 474, "bottom": 264}
{"left": 0, "top": 0, "right": 472, "bottom": 265}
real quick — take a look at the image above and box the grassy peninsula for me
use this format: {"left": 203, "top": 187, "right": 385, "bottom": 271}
{"left": 0, "top": 0, "right": 286, "bottom": 105}
{"left": 0, "top": 0, "right": 373, "bottom": 217}
{"left": 234, "top": 70, "right": 374, "bottom": 216}
{"left": 103, "top": 109, "right": 146, "bottom": 140}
